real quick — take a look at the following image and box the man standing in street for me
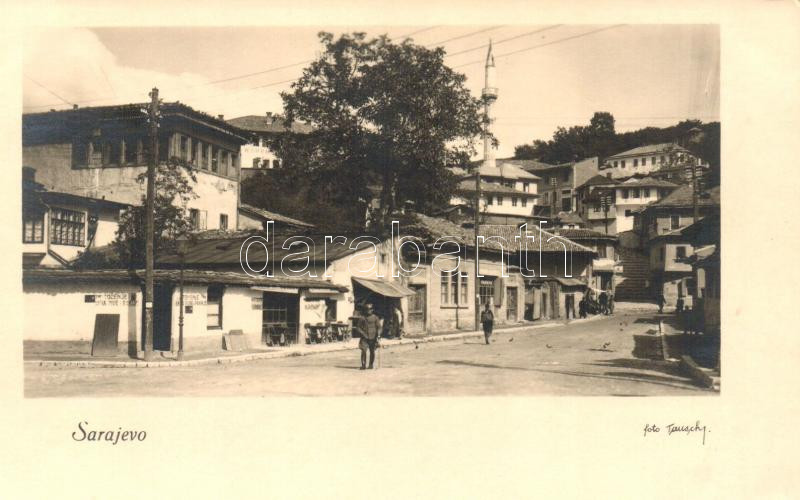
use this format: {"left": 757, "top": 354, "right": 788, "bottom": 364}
{"left": 657, "top": 292, "right": 666, "bottom": 314}
{"left": 356, "top": 303, "right": 381, "bottom": 370}
{"left": 481, "top": 303, "right": 494, "bottom": 345}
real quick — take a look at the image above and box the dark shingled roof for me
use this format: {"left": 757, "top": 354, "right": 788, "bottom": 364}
{"left": 23, "top": 268, "right": 348, "bottom": 290}
{"left": 457, "top": 179, "right": 535, "bottom": 195}
{"left": 407, "top": 214, "right": 595, "bottom": 254}
{"left": 226, "top": 115, "right": 314, "bottom": 134}
{"left": 239, "top": 204, "right": 315, "bottom": 228}
{"left": 649, "top": 184, "right": 720, "bottom": 209}
{"left": 618, "top": 176, "right": 679, "bottom": 188}
{"left": 496, "top": 158, "right": 559, "bottom": 172}
{"left": 606, "top": 143, "right": 688, "bottom": 159}
{"left": 550, "top": 228, "right": 618, "bottom": 241}
{"left": 576, "top": 174, "right": 620, "bottom": 190}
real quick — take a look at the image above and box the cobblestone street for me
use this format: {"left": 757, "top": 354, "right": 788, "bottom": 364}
{"left": 25, "top": 312, "right": 712, "bottom": 397}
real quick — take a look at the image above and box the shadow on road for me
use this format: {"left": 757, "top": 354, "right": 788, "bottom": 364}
{"left": 437, "top": 359, "right": 708, "bottom": 392}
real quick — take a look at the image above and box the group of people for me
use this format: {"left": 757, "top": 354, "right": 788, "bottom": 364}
{"left": 578, "top": 289, "right": 614, "bottom": 319}
{"left": 350, "top": 302, "right": 404, "bottom": 370}
{"left": 656, "top": 293, "right": 703, "bottom": 335}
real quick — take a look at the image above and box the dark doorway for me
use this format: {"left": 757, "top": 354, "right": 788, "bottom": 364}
{"left": 153, "top": 284, "right": 173, "bottom": 351}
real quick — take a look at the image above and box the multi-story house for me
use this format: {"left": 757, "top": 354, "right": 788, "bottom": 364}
{"left": 22, "top": 102, "right": 250, "bottom": 233}
{"left": 226, "top": 113, "right": 313, "bottom": 180}
{"left": 635, "top": 184, "right": 720, "bottom": 305}
{"left": 450, "top": 160, "right": 540, "bottom": 225}
{"left": 514, "top": 157, "right": 601, "bottom": 216}
{"left": 601, "top": 142, "right": 709, "bottom": 182}
{"left": 613, "top": 177, "right": 679, "bottom": 233}
{"left": 575, "top": 174, "right": 620, "bottom": 234}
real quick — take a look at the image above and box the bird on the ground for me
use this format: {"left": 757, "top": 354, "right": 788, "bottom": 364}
{"left": 508, "top": 337, "right": 514, "bottom": 342}
{"left": 546, "top": 344, "right": 553, "bottom": 349}
{"left": 415, "top": 344, "right": 419, "bottom": 350}
{"left": 602, "top": 342, "right": 611, "bottom": 350}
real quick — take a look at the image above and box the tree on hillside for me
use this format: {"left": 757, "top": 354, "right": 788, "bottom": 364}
{"left": 270, "top": 32, "right": 485, "bottom": 231}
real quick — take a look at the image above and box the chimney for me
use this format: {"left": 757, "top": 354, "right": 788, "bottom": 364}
{"left": 73, "top": 104, "right": 78, "bottom": 110}
{"left": 218, "top": 114, "right": 224, "bottom": 120}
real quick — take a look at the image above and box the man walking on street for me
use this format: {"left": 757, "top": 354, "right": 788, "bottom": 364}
{"left": 356, "top": 303, "right": 381, "bottom": 370}
{"left": 481, "top": 303, "right": 494, "bottom": 345}
{"left": 657, "top": 292, "right": 666, "bottom": 314}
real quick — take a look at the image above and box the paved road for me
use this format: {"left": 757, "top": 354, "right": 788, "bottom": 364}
{"left": 25, "top": 313, "right": 713, "bottom": 397}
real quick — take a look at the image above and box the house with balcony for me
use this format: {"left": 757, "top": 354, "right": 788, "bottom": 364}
{"left": 22, "top": 102, "right": 250, "bottom": 233}
{"left": 575, "top": 174, "right": 620, "bottom": 235}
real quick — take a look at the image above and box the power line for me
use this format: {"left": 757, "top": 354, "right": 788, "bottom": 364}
{"left": 452, "top": 24, "right": 626, "bottom": 68}
{"left": 24, "top": 75, "right": 73, "bottom": 107}
{"left": 445, "top": 25, "right": 563, "bottom": 58}
{"left": 425, "top": 26, "right": 505, "bottom": 48}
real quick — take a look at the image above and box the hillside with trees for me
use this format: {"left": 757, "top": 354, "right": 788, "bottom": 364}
{"left": 513, "top": 112, "right": 720, "bottom": 186}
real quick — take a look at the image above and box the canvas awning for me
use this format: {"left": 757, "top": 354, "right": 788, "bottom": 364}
{"left": 252, "top": 286, "right": 299, "bottom": 294}
{"left": 554, "top": 277, "right": 586, "bottom": 288}
{"left": 352, "top": 277, "right": 416, "bottom": 298}
{"left": 305, "top": 288, "right": 343, "bottom": 298}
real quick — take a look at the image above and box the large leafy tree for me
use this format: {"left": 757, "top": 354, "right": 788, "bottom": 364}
{"left": 111, "top": 159, "right": 197, "bottom": 268}
{"left": 271, "top": 32, "right": 485, "bottom": 231}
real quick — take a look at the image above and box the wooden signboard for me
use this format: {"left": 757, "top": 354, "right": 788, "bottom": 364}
{"left": 91, "top": 314, "right": 120, "bottom": 357}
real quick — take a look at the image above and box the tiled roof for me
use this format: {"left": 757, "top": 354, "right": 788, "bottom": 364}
{"left": 22, "top": 268, "right": 348, "bottom": 290}
{"left": 550, "top": 228, "right": 617, "bottom": 241}
{"left": 619, "top": 176, "right": 679, "bottom": 188}
{"left": 606, "top": 143, "right": 687, "bottom": 159}
{"left": 407, "top": 214, "right": 595, "bottom": 254}
{"left": 648, "top": 184, "right": 720, "bottom": 209}
{"left": 497, "top": 158, "right": 560, "bottom": 172}
{"left": 158, "top": 233, "right": 364, "bottom": 266}
{"left": 239, "top": 203, "right": 315, "bottom": 228}
{"left": 576, "top": 174, "right": 620, "bottom": 190}
{"left": 226, "top": 114, "right": 314, "bottom": 134}
{"left": 455, "top": 161, "right": 540, "bottom": 180}
{"left": 556, "top": 211, "right": 585, "bottom": 225}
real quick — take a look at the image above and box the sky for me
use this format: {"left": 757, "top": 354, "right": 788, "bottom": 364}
{"left": 22, "top": 25, "right": 719, "bottom": 158}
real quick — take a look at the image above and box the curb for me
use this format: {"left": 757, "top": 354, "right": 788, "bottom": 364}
{"left": 26, "top": 315, "right": 606, "bottom": 369}
{"left": 680, "top": 355, "right": 720, "bottom": 391}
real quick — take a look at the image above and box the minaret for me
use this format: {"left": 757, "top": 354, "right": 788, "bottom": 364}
{"left": 482, "top": 40, "right": 498, "bottom": 169}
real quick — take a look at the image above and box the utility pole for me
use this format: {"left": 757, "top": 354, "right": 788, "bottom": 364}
{"left": 143, "top": 87, "right": 160, "bottom": 361}
{"left": 602, "top": 191, "right": 610, "bottom": 235}
{"left": 474, "top": 158, "right": 481, "bottom": 331}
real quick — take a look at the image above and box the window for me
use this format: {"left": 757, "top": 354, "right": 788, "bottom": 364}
{"left": 523, "top": 182, "right": 530, "bottom": 192}
{"left": 621, "top": 189, "right": 629, "bottom": 199}
{"left": 643, "top": 188, "right": 651, "bottom": 198}
{"left": 670, "top": 215, "right": 680, "bottom": 229}
{"left": 521, "top": 197, "right": 527, "bottom": 207}
{"left": 253, "top": 158, "right": 261, "bottom": 168}
{"left": 189, "top": 209, "right": 207, "bottom": 230}
{"left": 211, "top": 146, "right": 219, "bottom": 173}
{"left": 563, "top": 172, "right": 569, "bottom": 182}
{"left": 676, "top": 246, "right": 687, "bottom": 259}
{"left": 613, "top": 161, "right": 618, "bottom": 168}
{"left": 659, "top": 248, "right": 665, "bottom": 261}
{"left": 597, "top": 245, "right": 607, "bottom": 258}
{"left": 207, "top": 285, "right": 223, "bottom": 329}
{"left": 486, "top": 196, "right": 493, "bottom": 205}
{"left": 273, "top": 159, "right": 281, "bottom": 169}
{"left": 440, "top": 269, "right": 468, "bottom": 306}
{"left": 633, "top": 159, "right": 639, "bottom": 167}
{"left": 642, "top": 157, "right": 647, "bottom": 166}
{"left": 512, "top": 197, "right": 518, "bottom": 207}
{"left": 180, "top": 136, "right": 189, "bottom": 161}
{"left": 660, "top": 155, "right": 666, "bottom": 163}
{"left": 625, "top": 210, "right": 632, "bottom": 217}
{"left": 496, "top": 196, "right": 503, "bottom": 206}
{"left": 124, "top": 138, "right": 140, "bottom": 164}
{"left": 652, "top": 156, "right": 656, "bottom": 165}
{"left": 544, "top": 192, "right": 549, "bottom": 204}
{"left": 219, "top": 214, "right": 228, "bottom": 230}
{"left": 479, "top": 278, "right": 495, "bottom": 306}
{"left": 621, "top": 160, "right": 626, "bottom": 167}
{"left": 23, "top": 213, "right": 44, "bottom": 243}
{"left": 631, "top": 188, "right": 640, "bottom": 198}
{"left": 561, "top": 196, "right": 571, "bottom": 212}
{"left": 220, "top": 151, "right": 230, "bottom": 176}
{"left": 50, "top": 208, "right": 85, "bottom": 246}
{"left": 593, "top": 204, "right": 600, "bottom": 213}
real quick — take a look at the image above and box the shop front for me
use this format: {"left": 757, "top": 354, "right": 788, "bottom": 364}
{"left": 351, "top": 277, "right": 416, "bottom": 338}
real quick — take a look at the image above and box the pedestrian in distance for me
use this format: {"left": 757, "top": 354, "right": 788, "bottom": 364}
{"left": 607, "top": 292, "right": 615, "bottom": 315}
{"left": 481, "top": 303, "right": 494, "bottom": 345}
{"left": 599, "top": 292, "right": 608, "bottom": 315}
{"left": 578, "top": 295, "right": 587, "bottom": 319}
{"left": 676, "top": 296, "right": 684, "bottom": 316}
{"left": 357, "top": 303, "right": 382, "bottom": 370}
{"left": 657, "top": 292, "right": 666, "bottom": 314}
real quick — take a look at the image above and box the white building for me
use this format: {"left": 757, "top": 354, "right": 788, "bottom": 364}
{"left": 22, "top": 103, "right": 250, "bottom": 233}
{"left": 601, "top": 142, "right": 709, "bottom": 180}
{"left": 613, "top": 177, "right": 679, "bottom": 232}
{"left": 226, "top": 113, "right": 313, "bottom": 179}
